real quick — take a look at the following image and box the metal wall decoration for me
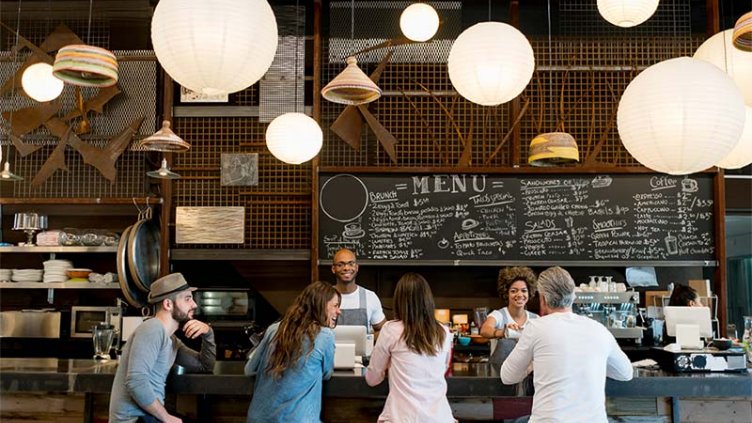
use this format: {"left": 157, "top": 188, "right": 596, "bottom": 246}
{"left": 0, "top": 24, "right": 150, "bottom": 186}
{"left": 175, "top": 206, "right": 245, "bottom": 244}
{"left": 221, "top": 153, "right": 258, "bottom": 186}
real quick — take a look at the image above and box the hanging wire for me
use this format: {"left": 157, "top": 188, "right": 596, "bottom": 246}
{"left": 547, "top": 0, "right": 554, "bottom": 125}
{"left": 295, "top": 0, "right": 300, "bottom": 112}
{"left": 87, "top": 0, "right": 93, "bottom": 43}
{"left": 4, "top": 0, "right": 23, "bottom": 168}
{"left": 350, "top": 0, "right": 354, "bottom": 57}
{"left": 488, "top": 0, "right": 491, "bottom": 21}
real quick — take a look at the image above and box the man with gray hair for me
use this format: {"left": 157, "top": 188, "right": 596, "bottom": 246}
{"left": 501, "top": 266, "right": 632, "bottom": 422}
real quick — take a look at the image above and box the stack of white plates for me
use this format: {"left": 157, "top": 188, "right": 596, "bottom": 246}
{"left": 43, "top": 260, "right": 73, "bottom": 283}
{"left": 0, "top": 269, "right": 11, "bottom": 282}
{"left": 11, "top": 269, "right": 44, "bottom": 283}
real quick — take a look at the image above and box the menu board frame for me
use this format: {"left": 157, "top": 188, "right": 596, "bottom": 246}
{"left": 317, "top": 171, "right": 718, "bottom": 267}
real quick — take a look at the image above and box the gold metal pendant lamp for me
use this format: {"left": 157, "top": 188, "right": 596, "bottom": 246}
{"left": 321, "top": 0, "right": 382, "bottom": 105}
{"left": 136, "top": 121, "right": 190, "bottom": 152}
{"left": 52, "top": 0, "right": 118, "bottom": 87}
{"left": 529, "top": 0, "right": 578, "bottom": 167}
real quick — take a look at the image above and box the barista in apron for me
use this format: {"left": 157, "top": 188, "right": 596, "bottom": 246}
{"left": 337, "top": 287, "right": 369, "bottom": 328}
{"left": 331, "top": 248, "right": 386, "bottom": 333}
{"left": 480, "top": 267, "right": 539, "bottom": 395}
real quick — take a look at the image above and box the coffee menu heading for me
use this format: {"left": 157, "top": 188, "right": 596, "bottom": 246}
{"left": 318, "top": 173, "right": 715, "bottom": 263}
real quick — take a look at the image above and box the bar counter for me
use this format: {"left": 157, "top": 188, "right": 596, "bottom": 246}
{"left": 1, "top": 358, "right": 751, "bottom": 421}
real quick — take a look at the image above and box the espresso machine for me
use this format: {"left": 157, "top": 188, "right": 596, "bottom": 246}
{"left": 573, "top": 291, "right": 643, "bottom": 343}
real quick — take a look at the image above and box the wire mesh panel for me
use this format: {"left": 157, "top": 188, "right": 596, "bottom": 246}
{"left": 320, "top": 0, "right": 700, "bottom": 169}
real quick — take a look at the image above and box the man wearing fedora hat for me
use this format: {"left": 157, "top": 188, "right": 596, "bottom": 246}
{"left": 109, "top": 273, "right": 216, "bottom": 423}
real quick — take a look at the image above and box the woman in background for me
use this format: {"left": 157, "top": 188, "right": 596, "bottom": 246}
{"left": 366, "top": 272, "right": 454, "bottom": 423}
{"left": 480, "top": 266, "right": 539, "bottom": 370}
{"left": 245, "top": 281, "right": 341, "bottom": 423}
{"left": 668, "top": 284, "right": 704, "bottom": 307}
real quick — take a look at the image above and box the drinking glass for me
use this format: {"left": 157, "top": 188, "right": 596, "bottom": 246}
{"left": 93, "top": 323, "right": 115, "bottom": 360}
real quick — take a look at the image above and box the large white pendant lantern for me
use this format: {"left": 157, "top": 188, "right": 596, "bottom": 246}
{"left": 617, "top": 57, "right": 746, "bottom": 175}
{"left": 715, "top": 107, "right": 752, "bottom": 169}
{"left": 400, "top": 2, "right": 440, "bottom": 42}
{"left": 597, "top": 0, "right": 660, "bottom": 28}
{"left": 447, "top": 22, "right": 535, "bottom": 106}
{"left": 22, "top": 63, "right": 64, "bottom": 102}
{"left": 266, "top": 113, "right": 323, "bottom": 164}
{"left": 694, "top": 29, "right": 752, "bottom": 106}
{"left": 151, "top": 0, "right": 278, "bottom": 95}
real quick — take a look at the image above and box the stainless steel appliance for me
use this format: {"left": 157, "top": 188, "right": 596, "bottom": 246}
{"left": 0, "top": 309, "right": 61, "bottom": 338}
{"left": 573, "top": 291, "right": 643, "bottom": 342}
{"left": 70, "top": 306, "right": 122, "bottom": 339}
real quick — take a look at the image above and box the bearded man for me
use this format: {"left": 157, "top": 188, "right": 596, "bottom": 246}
{"left": 109, "top": 273, "right": 216, "bottom": 423}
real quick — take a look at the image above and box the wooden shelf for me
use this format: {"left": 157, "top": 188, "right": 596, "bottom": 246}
{"left": 0, "top": 246, "right": 117, "bottom": 253}
{"left": 0, "top": 197, "right": 162, "bottom": 205}
{"left": 0, "top": 282, "right": 120, "bottom": 289}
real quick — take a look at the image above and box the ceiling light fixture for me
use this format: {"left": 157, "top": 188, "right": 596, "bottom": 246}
{"left": 52, "top": 0, "right": 118, "bottom": 87}
{"left": 22, "top": 62, "right": 64, "bottom": 102}
{"left": 151, "top": 0, "right": 278, "bottom": 95}
{"left": 2, "top": 0, "right": 25, "bottom": 182}
{"left": 447, "top": 19, "right": 535, "bottom": 106}
{"left": 733, "top": 11, "right": 752, "bottom": 51}
{"left": 617, "top": 57, "right": 745, "bottom": 175}
{"left": 321, "top": 0, "right": 382, "bottom": 105}
{"left": 400, "top": 2, "right": 440, "bottom": 42}
{"left": 136, "top": 121, "right": 190, "bottom": 152}
{"left": 266, "top": 0, "right": 323, "bottom": 164}
{"left": 597, "top": 0, "right": 660, "bottom": 28}
{"left": 146, "top": 158, "right": 180, "bottom": 180}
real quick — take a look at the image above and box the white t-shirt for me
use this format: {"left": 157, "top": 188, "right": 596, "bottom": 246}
{"left": 339, "top": 286, "right": 386, "bottom": 327}
{"left": 500, "top": 312, "right": 633, "bottom": 423}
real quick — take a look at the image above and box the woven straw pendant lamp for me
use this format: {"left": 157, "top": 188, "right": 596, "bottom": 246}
{"left": 321, "top": 56, "right": 382, "bottom": 105}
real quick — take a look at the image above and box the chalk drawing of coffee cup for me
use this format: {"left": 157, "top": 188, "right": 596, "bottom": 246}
{"left": 591, "top": 175, "right": 613, "bottom": 189}
{"left": 461, "top": 219, "right": 479, "bottom": 231}
{"left": 343, "top": 223, "right": 365, "bottom": 239}
{"left": 437, "top": 238, "right": 450, "bottom": 249}
{"left": 665, "top": 232, "right": 678, "bottom": 255}
{"left": 681, "top": 178, "right": 698, "bottom": 193}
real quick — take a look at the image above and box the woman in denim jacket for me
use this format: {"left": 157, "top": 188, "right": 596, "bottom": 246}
{"left": 245, "top": 281, "right": 341, "bottom": 422}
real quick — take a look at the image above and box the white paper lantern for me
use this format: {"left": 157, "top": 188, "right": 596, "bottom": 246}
{"left": 716, "top": 106, "right": 752, "bottom": 169}
{"left": 151, "top": 0, "right": 278, "bottom": 96}
{"left": 617, "top": 57, "right": 746, "bottom": 175}
{"left": 694, "top": 29, "right": 752, "bottom": 105}
{"left": 447, "top": 22, "right": 535, "bottom": 106}
{"left": 266, "top": 113, "right": 323, "bottom": 164}
{"left": 597, "top": 0, "right": 660, "bottom": 28}
{"left": 21, "top": 63, "right": 64, "bottom": 102}
{"left": 400, "top": 3, "right": 440, "bottom": 42}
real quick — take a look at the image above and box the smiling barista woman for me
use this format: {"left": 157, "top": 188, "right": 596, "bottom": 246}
{"left": 332, "top": 248, "right": 386, "bottom": 332}
{"left": 480, "top": 266, "right": 539, "bottom": 371}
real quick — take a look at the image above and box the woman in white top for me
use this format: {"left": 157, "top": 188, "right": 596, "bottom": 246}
{"left": 365, "top": 272, "right": 455, "bottom": 423}
{"left": 480, "top": 266, "right": 539, "bottom": 371}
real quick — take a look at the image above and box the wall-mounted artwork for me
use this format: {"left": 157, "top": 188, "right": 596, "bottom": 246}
{"left": 221, "top": 153, "right": 259, "bottom": 186}
{"left": 176, "top": 207, "right": 245, "bottom": 244}
{"left": 179, "top": 85, "right": 228, "bottom": 103}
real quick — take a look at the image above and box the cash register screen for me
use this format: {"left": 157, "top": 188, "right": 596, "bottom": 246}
{"left": 664, "top": 306, "right": 713, "bottom": 337}
{"left": 334, "top": 325, "right": 367, "bottom": 356}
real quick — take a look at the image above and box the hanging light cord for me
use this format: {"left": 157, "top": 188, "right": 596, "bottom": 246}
{"left": 350, "top": 0, "right": 354, "bottom": 57}
{"left": 87, "top": 0, "right": 93, "bottom": 44}
{"left": 547, "top": 0, "right": 554, "bottom": 124}
{"left": 295, "top": 0, "right": 300, "bottom": 111}
{"left": 4, "top": 0, "right": 23, "bottom": 166}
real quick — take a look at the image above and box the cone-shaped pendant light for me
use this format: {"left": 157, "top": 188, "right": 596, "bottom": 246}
{"left": 136, "top": 121, "right": 190, "bottom": 152}
{"left": 146, "top": 158, "right": 180, "bottom": 179}
{"left": 321, "top": 56, "right": 381, "bottom": 105}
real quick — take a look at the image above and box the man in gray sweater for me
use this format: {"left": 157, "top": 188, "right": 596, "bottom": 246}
{"left": 109, "top": 273, "right": 216, "bottom": 423}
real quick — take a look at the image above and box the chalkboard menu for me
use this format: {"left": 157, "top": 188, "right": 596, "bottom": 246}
{"left": 318, "top": 173, "right": 715, "bottom": 264}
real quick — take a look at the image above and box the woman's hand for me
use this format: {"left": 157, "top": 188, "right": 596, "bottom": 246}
{"left": 505, "top": 322, "right": 521, "bottom": 332}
